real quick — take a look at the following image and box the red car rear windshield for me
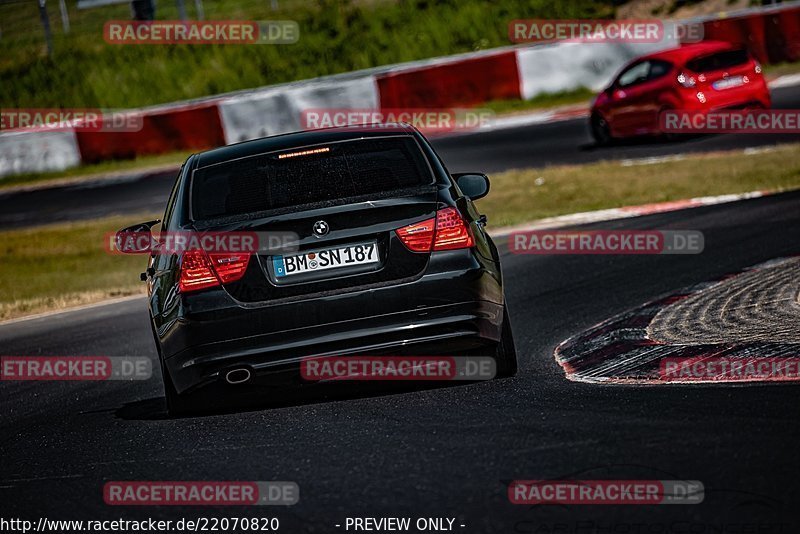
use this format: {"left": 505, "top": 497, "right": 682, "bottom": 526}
{"left": 191, "top": 136, "right": 434, "bottom": 221}
{"left": 685, "top": 49, "right": 750, "bottom": 73}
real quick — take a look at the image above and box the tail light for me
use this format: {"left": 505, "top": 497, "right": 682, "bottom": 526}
{"left": 395, "top": 218, "right": 435, "bottom": 252}
{"left": 396, "top": 207, "right": 474, "bottom": 252}
{"left": 433, "top": 207, "right": 475, "bottom": 250}
{"left": 178, "top": 250, "right": 250, "bottom": 293}
{"left": 677, "top": 72, "right": 696, "bottom": 88}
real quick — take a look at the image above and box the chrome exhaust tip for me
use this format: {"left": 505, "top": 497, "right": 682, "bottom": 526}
{"left": 225, "top": 368, "right": 251, "bottom": 385}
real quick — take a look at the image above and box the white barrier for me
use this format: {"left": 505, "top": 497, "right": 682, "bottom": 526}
{"left": 0, "top": 129, "right": 81, "bottom": 178}
{"left": 218, "top": 76, "right": 379, "bottom": 145}
{"left": 516, "top": 39, "right": 676, "bottom": 99}
{"left": 0, "top": 17, "right": 739, "bottom": 179}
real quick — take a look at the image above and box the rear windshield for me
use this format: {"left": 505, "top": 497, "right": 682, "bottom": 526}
{"left": 686, "top": 49, "right": 750, "bottom": 73}
{"left": 191, "top": 136, "right": 434, "bottom": 220}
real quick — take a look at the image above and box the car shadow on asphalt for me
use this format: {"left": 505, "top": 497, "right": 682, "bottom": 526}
{"left": 113, "top": 380, "right": 488, "bottom": 421}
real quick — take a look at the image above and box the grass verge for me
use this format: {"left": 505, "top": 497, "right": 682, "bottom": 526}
{"left": 0, "top": 0, "right": 612, "bottom": 109}
{"left": 478, "top": 143, "right": 800, "bottom": 227}
{"left": 483, "top": 87, "right": 596, "bottom": 115}
{"left": 0, "top": 214, "right": 157, "bottom": 320}
{"left": 764, "top": 61, "right": 800, "bottom": 78}
{"left": 2, "top": 143, "right": 799, "bottom": 321}
{"left": 0, "top": 151, "right": 189, "bottom": 191}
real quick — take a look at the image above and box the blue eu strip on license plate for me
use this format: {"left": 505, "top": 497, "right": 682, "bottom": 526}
{"left": 273, "top": 256, "right": 287, "bottom": 277}
{"left": 273, "top": 241, "right": 378, "bottom": 278}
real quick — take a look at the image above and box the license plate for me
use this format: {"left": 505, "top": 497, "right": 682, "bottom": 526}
{"left": 712, "top": 76, "right": 744, "bottom": 90}
{"left": 273, "top": 241, "right": 378, "bottom": 278}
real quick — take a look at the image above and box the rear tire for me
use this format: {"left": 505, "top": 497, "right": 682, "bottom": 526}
{"left": 162, "top": 360, "right": 189, "bottom": 416}
{"left": 659, "top": 106, "right": 683, "bottom": 141}
{"left": 151, "top": 323, "right": 194, "bottom": 417}
{"left": 495, "top": 307, "right": 518, "bottom": 378}
{"left": 590, "top": 112, "right": 612, "bottom": 146}
{"left": 161, "top": 360, "right": 214, "bottom": 417}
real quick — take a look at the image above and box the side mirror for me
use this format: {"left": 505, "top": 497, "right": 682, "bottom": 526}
{"left": 115, "top": 219, "right": 160, "bottom": 254}
{"left": 453, "top": 173, "right": 490, "bottom": 201}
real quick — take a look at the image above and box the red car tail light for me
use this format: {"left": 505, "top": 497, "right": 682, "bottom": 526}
{"left": 677, "top": 72, "right": 696, "bottom": 88}
{"left": 178, "top": 250, "right": 250, "bottom": 293}
{"left": 396, "top": 207, "right": 474, "bottom": 252}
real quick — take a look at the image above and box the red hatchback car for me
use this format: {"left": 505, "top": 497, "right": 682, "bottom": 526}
{"left": 590, "top": 41, "right": 771, "bottom": 143}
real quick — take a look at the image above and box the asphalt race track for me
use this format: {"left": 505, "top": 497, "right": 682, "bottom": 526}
{"left": 2, "top": 190, "right": 800, "bottom": 529}
{"left": 1, "top": 85, "right": 799, "bottom": 230}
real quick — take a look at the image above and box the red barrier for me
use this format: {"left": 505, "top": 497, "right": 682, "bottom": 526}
{"left": 702, "top": 15, "right": 767, "bottom": 63}
{"left": 76, "top": 102, "right": 225, "bottom": 163}
{"left": 767, "top": 7, "right": 800, "bottom": 63}
{"left": 377, "top": 51, "right": 520, "bottom": 109}
{"left": 742, "top": 13, "right": 769, "bottom": 64}
{"left": 700, "top": 6, "right": 800, "bottom": 65}
{"left": 66, "top": 4, "right": 798, "bottom": 168}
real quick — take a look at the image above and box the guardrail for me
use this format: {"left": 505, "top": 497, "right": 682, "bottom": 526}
{"left": 1, "top": 3, "right": 798, "bottom": 178}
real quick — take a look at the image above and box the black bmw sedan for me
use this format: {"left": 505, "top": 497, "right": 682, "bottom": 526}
{"left": 119, "top": 124, "right": 516, "bottom": 415}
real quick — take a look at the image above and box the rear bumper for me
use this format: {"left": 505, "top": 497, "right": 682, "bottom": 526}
{"left": 160, "top": 249, "right": 504, "bottom": 393}
{"left": 596, "top": 82, "right": 772, "bottom": 138}
{"left": 681, "top": 80, "right": 771, "bottom": 111}
{"left": 166, "top": 299, "right": 503, "bottom": 393}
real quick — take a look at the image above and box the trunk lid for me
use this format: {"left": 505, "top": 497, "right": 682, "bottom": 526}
{"left": 189, "top": 136, "right": 440, "bottom": 303}
{"left": 685, "top": 48, "right": 754, "bottom": 92}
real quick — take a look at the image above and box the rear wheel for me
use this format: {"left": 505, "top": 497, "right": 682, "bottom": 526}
{"left": 161, "top": 358, "right": 216, "bottom": 417}
{"left": 162, "top": 360, "right": 189, "bottom": 416}
{"left": 152, "top": 320, "right": 217, "bottom": 417}
{"left": 495, "top": 307, "right": 518, "bottom": 378}
{"left": 590, "top": 112, "right": 612, "bottom": 146}
{"left": 659, "top": 106, "right": 683, "bottom": 141}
